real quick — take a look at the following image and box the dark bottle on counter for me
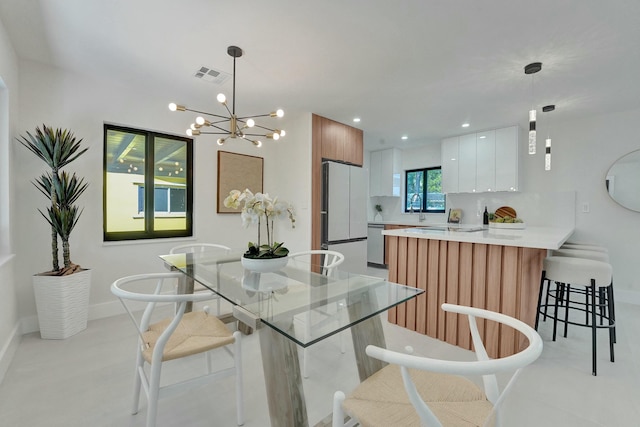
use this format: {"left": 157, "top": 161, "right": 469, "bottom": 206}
{"left": 483, "top": 206, "right": 489, "bottom": 225}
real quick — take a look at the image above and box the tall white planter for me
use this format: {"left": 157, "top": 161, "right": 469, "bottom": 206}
{"left": 32, "top": 269, "right": 91, "bottom": 339}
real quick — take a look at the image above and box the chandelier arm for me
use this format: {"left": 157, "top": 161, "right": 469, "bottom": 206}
{"left": 195, "top": 131, "right": 233, "bottom": 136}
{"left": 236, "top": 113, "right": 272, "bottom": 120}
{"left": 243, "top": 132, "right": 273, "bottom": 137}
{"left": 241, "top": 136, "right": 262, "bottom": 147}
{"left": 221, "top": 102, "right": 233, "bottom": 117}
{"left": 184, "top": 108, "right": 228, "bottom": 119}
{"left": 208, "top": 124, "right": 231, "bottom": 133}
{"left": 250, "top": 124, "right": 278, "bottom": 132}
{"left": 207, "top": 118, "right": 232, "bottom": 125}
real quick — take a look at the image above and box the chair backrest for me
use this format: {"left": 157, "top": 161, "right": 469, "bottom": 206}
{"left": 111, "top": 272, "right": 219, "bottom": 361}
{"left": 288, "top": 250, "right": 345, "bottom": 275}
{"left": 169, "top": 243, "right": 231, "bottom": 254}
{"left": 365, "top": 303, "right": 543, "bottom": 427}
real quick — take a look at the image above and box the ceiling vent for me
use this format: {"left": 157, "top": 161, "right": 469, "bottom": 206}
{"left": 194, "top": 66, "right": 231, "bottom": 85}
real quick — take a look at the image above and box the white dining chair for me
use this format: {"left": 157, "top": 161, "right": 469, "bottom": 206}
{"left": 333, "top": 303, "right": 543, "bottom": 427}
{"left": 169, "top": 243, "right": 231, "bottom": 314}
{"left": 288, "top": 250, "right": 345, "bottom": 378}
{"left": 111, "top": 272, "right": 244, "bottom": 427}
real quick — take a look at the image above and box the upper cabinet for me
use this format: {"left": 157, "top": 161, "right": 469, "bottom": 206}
{"left": 441, "top": 125, "right": 520, "bottom": 193}
{"left": 494, "top": 126, "right": 519, "bottom": 191}
{"left": 441, "top": 137, "right": 459, "bottom": 194}
{"left": 316, "top": 115, "right": 363, "bottom": 166}
{"left": 370, "top": 148, "right": 402, "bottom": 197}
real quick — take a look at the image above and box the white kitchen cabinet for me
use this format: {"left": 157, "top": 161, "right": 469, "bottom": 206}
{"left": 495, "top": 126, "right": 519, "bottom": 191}
{"left": 441, "top": 137, "right": 459, "bottom": 194}
{"left": 369, "top": 148, "right": 401, "bottom": 197}
{"left": 441, "top": 125, "right": 520, "bottom": 193}
{"left": 458, "top": 133, "right": 477, "bottom": 193}
{"left": 476, "top": 130, "right": 496, "bottom": 192}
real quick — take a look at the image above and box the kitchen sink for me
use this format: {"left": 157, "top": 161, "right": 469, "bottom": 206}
{"left": 406, "top": 225, "right": 485, "bottom": 233}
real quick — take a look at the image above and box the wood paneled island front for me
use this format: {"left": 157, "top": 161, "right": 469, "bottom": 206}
{"left": 383, "top": 225, "right": 573, "bottom": 358}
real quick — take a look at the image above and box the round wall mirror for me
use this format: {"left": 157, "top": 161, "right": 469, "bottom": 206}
{"left": 606, "top": 149, "right": 640, "bottom": 212}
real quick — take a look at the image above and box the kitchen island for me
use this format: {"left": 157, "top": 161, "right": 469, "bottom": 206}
{"left": 382, "top": 225, "right": 573, "bottom": 357}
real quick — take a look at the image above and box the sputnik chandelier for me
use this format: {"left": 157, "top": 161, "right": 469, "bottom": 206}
{"left": 169, "top": 45, "right": 285, "bottom": 147}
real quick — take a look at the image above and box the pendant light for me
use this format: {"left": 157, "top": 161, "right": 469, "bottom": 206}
{"left": 542, "top": 104, "right": 555, "bottom": 171}
{"left": 524, "top": 62, "right": 542, "bottom": 155}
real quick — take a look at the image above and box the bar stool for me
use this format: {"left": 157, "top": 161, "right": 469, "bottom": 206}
{"left": 551, "top": 248, "right": 616, "bottom": 342}
{"left": 561, "top": 243, "right": 608, "bottom": 253}
{"left": 535, "top": 256, "right": 614, "bottom": 375}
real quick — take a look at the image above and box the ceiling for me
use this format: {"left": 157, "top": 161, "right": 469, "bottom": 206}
{"left": 2, "top": 0, "right": 640, "bottom": 151}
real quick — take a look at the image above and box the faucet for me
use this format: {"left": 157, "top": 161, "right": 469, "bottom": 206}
{"left": 409, "top": 193, "right": 426, "bottom": 222}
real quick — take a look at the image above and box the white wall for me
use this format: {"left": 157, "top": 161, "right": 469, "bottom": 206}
{"left": 14, "top": 59, "right": 313, "bottom": 332}
{"left": 0, "top": 15, "right": 20, "bottom": 383}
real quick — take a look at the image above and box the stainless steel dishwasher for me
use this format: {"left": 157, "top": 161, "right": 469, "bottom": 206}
{"left": 367, "top": 223, "right": 385, "bottom": 266}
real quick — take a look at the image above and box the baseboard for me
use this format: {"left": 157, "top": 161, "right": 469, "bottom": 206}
{"left": 615, "top": 289, "right": 640, "bottom": 306}
{"left": 19, "top": 299, "right": 136, "bottom": 335}
{"left": 0, "top": 323, "right": 21, "bottom": 384}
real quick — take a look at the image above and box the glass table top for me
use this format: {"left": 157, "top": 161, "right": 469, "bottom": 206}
{"left": 160, "top": 251, "right": 423, "bottom": 347}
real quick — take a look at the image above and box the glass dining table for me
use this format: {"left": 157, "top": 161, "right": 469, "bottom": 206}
{"left": 160, "top": 251, "right": 423, "bottom": 427}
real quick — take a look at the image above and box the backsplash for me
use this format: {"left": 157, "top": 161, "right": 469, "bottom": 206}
{"left": 446, "top": 190, "right": 576, "bottom": 227}
{"left": 370, "top": 191, "right": 576, "bottom": 228}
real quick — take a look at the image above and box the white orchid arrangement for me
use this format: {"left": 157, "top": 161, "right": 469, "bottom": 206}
{"left": 223, "top": 189, "right": 296, "bottom": 259}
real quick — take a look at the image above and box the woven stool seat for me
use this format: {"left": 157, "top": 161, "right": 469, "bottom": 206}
{"left": 343, "top": 364, "right": 492, "bottom": 427}
{"left": 142, "top": 311, "right": 235, "bottom": 363}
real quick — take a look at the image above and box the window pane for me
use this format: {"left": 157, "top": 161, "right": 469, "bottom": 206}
{"left": 170, "top": 188, "right": 186, "bottom": 212}
{"left": 105, "top": 129, "right": 146, "bottom": 232}
{"left": 154, "top": 188, "right": 168, "bottom": 212}
{"left": 153, "top": 137, "right": 187, "bottom": 231}
{"left": 426, "top": 168, "right": 444, "bottom": 211}
{"left": 405, "top": 170, "right": 424, "bottom": 210}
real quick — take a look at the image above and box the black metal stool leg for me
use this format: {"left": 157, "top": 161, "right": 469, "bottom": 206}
{"left": 590, "top": 281, "right": 597, "bottom": 376}
{"left": 535, "top": 273, "right": 547, "bottom": 330}
{"left": 564, "top": 285, "right": 571, "bottom": 338}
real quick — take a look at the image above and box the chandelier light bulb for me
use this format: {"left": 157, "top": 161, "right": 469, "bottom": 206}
{"left": 186, "top": 129, "right": 193, "bottom": 136}
{"left": 196, "top": 116, "right": 205, "bottom": 125}
{"left": 217, "top": 93, "right": 226, "bottom": 104}
{"left": 276, "top": 109, "right": 284, "bottom": 118}
{"left": 246, "top": 119, "right": 255, "bottom": 127}
{"left": 256, "top": 140, "right": 262, "bottom": 147}
{"left": 279, "top": 129, "right": 286, "bottom": 137}
{"left": 168, "top": 103, "right": 186, "bottom": 112}
{"left": 217, "top": 138, "right": 225, "bottom": 146}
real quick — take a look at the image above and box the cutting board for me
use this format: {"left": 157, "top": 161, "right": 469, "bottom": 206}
{"left": 494, "top": 206, "right": 517, "bottom": 219}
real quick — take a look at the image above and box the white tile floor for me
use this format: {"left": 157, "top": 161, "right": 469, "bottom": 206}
{"left": 1, "top": 267, "right": 639, "bottom": 427}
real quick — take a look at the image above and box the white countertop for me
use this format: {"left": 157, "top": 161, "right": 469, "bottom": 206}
{"left": 382, "top": 225, "right": 574, "bottom": 250}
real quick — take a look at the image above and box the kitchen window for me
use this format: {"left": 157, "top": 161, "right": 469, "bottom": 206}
{"left": 103, "top": 124, "right": 193, "bottom": 241}
{"left": 404, "top": 167, "right": 445, "bottom": 213}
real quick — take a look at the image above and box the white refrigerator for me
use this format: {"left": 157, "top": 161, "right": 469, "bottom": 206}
{"left": 321, "top": 161, "right": 368, "bottom": 274}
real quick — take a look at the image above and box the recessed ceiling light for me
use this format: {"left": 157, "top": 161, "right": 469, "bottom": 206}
{"left": 401, "top": 135, "right": 408, "bottom": 140}
{"left": 462, "top": 123, "right": 470, "bottom": 128}
{"left": 479, "top": 135, "right": 486, "bottom": 139}
{"left": 353, "top": 117, "right": 361, "bottom": 123}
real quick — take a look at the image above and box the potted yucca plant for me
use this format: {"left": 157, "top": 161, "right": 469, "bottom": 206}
{"left": 19, "top": 125, "right": 90, "bottom": 339}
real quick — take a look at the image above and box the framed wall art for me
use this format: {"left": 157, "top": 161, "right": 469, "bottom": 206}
{"left": 217, "top": 151, "right": 264, "bottom": 213}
